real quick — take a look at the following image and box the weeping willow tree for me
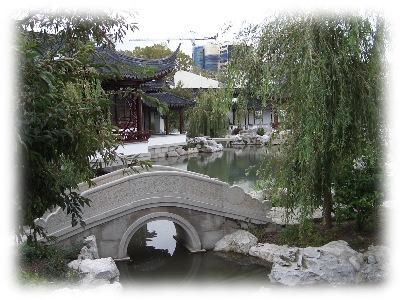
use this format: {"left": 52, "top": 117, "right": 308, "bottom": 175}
{"left": 228, "top": 12, "right": 387, "bottom": 230}
{"left": 187, "top": 88, "right": 231, "bottom": 138}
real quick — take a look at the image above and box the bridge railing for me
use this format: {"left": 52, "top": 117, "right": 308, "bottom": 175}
{"left": 75, "top": 165, "right": 209, "bottom": 193}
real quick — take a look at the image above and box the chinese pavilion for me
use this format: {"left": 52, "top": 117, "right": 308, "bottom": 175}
{"left": 95, "top": 44, "right": 194, "bottom": 142}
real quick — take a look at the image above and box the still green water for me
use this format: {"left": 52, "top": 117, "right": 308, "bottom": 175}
{"left": 153, "top": 146, "right": 268, "bottom": 193}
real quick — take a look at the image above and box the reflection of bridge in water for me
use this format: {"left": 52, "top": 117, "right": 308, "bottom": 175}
{"left": 117, "top": 243, "right": 272, "bottom": 288}
{"left": 117, "top": 220, "right": 272, "bottom": 288}
{"left": 36, "top": 166, "right": 271, "bottom": 260}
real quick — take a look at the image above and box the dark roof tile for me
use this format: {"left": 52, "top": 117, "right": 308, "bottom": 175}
{"left": 94, "top": 44, "right": 180, "bottom": 81}
{"left": 144, "top": 92, "right": 195, "bottom": 108}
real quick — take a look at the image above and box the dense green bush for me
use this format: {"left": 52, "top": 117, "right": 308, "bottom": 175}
{"left": 256, "top": 127, "right": 265, "bottom": 136}
{"left": 18, "top": 242, "right": 84, "bottom": 283}
{"left": 334, "top": 151, "right": 383, "bottom": 230}
{"left": 19, "top": 242, "right": 47, "bottom": 263}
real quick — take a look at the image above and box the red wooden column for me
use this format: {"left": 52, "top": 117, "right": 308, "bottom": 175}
{"left": 136, "top": 94, "right": 143, "bottom": 131}
{"left": 179, "top": 108, "right": 184, "bottom": 134}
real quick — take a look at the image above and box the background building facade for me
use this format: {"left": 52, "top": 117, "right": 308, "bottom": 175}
{"left": 192, "top": 42, "right": 235, "bottom": 72}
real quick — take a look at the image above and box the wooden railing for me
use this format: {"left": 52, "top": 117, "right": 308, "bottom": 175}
{"left": 113, "top": 128, "right": 153, "bottom": 142}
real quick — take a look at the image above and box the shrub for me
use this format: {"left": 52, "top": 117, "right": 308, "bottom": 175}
{"left": 334, "top": 152, "right": 383, "bottom": 230}
{"left": 42, "top": 253, "right": 68, "bottom": 280}
{"left": 256, "top": 127, "right": 265, "bottom": 136}
{"left": 18, "top": 242, "right": 46, "bottom": 263}
{"left": 182, "top": 143, "right": 195, "bottom": 151}
{"left": 18, "top": 242, "right": 84, "bottom": 283}
{"left": 278, "top": 222, "right": 337, "bottom": 247}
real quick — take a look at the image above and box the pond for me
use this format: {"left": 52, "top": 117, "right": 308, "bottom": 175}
{"left": 116, "top": 219, "right": 271, "bottom": 291}
{"left": 151, "top": 146, "right": 269, "bottom": 193}
{"left": 116, "top": 146, "right": 276, "bottom": 290}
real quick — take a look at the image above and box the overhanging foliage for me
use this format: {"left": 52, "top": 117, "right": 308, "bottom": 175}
{"left": 228, "top": 12, "right": 388, "bottom": 230}
{"left": 15, "top": 9, "right": 151, "bottom": 243}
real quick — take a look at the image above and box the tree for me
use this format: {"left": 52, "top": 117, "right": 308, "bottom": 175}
{"left": 15, "top": 9, "right": 150, "bottom": 243}
{"left": 228, "top": 12, "right": 387, "bottom": 231}
{"left": 187, "top": 88, "right": 230, "bottom": 138}
{"left": 120, "top": 43, "right": 193, "bottom": 82}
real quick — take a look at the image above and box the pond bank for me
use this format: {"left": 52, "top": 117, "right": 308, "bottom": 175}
{"left": 48, "top": 225, "right": 389, "bottom": 295}
{"left": 213, "top": 230, "right": 389, "bottom": 286}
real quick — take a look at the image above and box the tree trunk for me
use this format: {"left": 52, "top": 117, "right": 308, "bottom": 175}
{"left": 323, "top": 183, "right": 333, "bottom": 229}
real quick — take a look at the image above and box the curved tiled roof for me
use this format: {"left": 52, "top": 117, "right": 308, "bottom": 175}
{"left": 144, "top": 92, "right": 195, "bottom": 108}
{"left": 140, "top": 80, "right": 166, "bottom": 92}
{"left": 94, "top": 44, "right": 180, "bottom": 81}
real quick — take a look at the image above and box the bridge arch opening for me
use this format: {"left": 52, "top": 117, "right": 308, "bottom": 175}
{"left": 118, "top": 212, "right": 203, "bottom": 259}
{"left": 127, "top": 219, "right": 177, "bottom": 258}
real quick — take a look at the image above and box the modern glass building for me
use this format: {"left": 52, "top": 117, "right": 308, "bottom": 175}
{"left": 192, "top": 46, "right": 204, "bottom": 69}
{"left": 219, "top": 43, "right": 234, "bottom": 71}
{"left": 192, "top": 42, "right": 235, "bottom": 72}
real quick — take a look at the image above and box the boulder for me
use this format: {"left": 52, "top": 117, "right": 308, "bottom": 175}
{"left": 201, "top": 145, "right": 214, "bottom": 153}
{"left": 260, "top": 134, "right": 270, "bottom": 145}
{"left": 82, "top": 235, "right": 99, "bottom": 259}
{"left": 191, "top": 136, "right": 224, "bottom": 153}
{"left": 360, "top": 245, "right": 390, "bottom": 282}
{"left": 175, "top": 147, "right": 187, "bottom": 156}
{"left": 186, "top": 147, "right": 199, "bottom": 155}
{"left": 249, "top": 240, "right": 368, "bottom": 286}
{"left": 78, "top": 257, "right": 120, "bottom": 282}
{"left": 231, "top": 135, "right": 245, "bottom": 146}
{"left": 166, "top": 150, "right": 179, "bottom": 157}
{"left": 214, "top": 230, "right": 258, "bottom": 254}
{"left": 249, "top": 243, "right": 298, "bottom": 264}
{"left": 206, "top": 139, "right": 218, "bottom": 147}
{"left": 67, "top": 235, "right": 120, "bottom": 289}
{"left": 233, "top": 135, "right": 243, "bottom": 142}
{"left": 249, "top": 190, "right": 264, "bottom": 201}
{"left": 193, "top": 136, "right": 207, "bottom": 145}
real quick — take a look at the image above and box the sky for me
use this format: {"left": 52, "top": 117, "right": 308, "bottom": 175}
{"left": 6, "top": 0, "right": 398, "bottom": 56}
{"left": 114, "top": 1, "right": 269, "bottom": 56}
{"left": 113, "top": 1, "right": 399, "bottom": 56}
{"left": 2, "top": 0, "right": 400, "bottom": 298}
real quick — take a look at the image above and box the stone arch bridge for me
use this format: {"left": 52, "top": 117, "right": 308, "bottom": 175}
{"left": 36, "top": 166, "right": 272, "bottom": 260}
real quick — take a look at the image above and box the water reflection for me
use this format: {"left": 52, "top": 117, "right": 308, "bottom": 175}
{"left": 117, "top": 220, "right": 271, "bottom": 289}
{"left": 146, "top": 220, "right": 176, "bottom": 255}
{"left": 151, "top": 146, "right": 268, "bottom": 193}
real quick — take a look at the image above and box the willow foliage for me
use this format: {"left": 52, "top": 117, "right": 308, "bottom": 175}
{"left": 229, "top": 12, "right": 387, "bottom": 230}
{"left": 187, "top": 89, "right": 231, "bottom": 138}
